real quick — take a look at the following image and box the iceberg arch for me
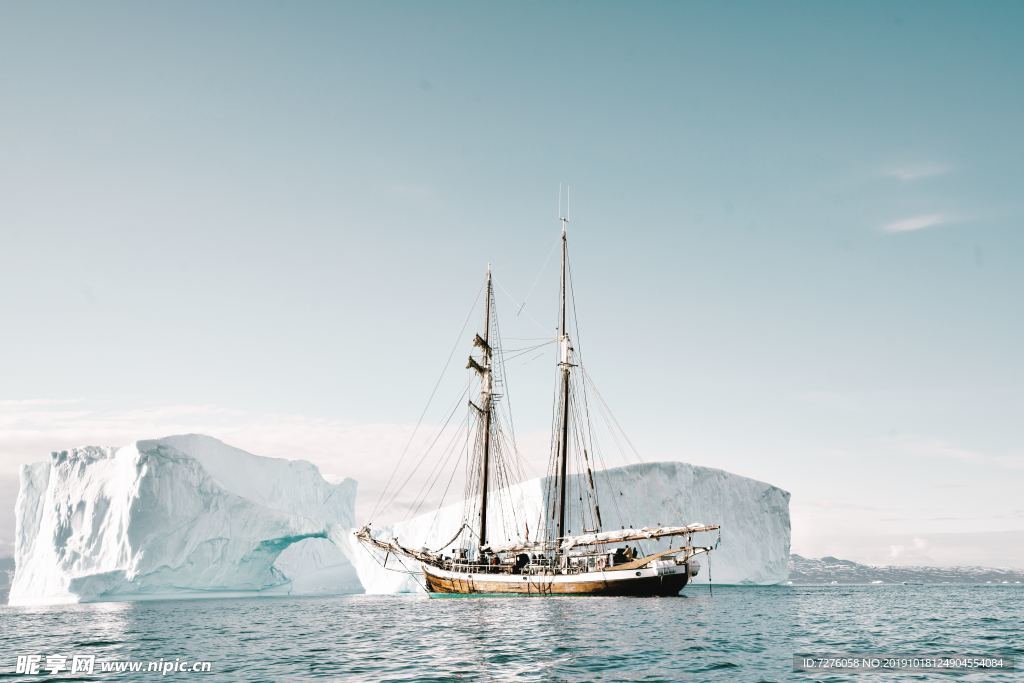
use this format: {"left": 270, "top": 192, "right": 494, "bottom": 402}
{"left": 9, "top": 435, "right": 359, "bottom": 605}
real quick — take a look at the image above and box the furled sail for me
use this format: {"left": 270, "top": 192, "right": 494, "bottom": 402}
{"left": 484, "top": 524, "right": 721, "bottom": 554}
{"left": 560, "top": 524, "right": 720, "bottom": 550}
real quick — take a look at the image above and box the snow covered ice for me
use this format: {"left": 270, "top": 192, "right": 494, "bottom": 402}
{"left": 9, "top": 435, "right": 360, "bottom": 605}
{"left": 351, "top": 461, "right": 791, "bottom": 593}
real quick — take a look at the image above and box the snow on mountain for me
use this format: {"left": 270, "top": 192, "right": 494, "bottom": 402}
{"left": 9, "top": 435, "right": 359, "bottom": 605}
{"left": 788, "top": 554, "right": 1024, "bottom": 584}
{"left": 351, "top": 461, "right": 791, "bottom": 592}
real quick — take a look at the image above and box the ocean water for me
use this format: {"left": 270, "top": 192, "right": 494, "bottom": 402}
{"left": 1, "top": 585, "right": 1021, "bottom": 681}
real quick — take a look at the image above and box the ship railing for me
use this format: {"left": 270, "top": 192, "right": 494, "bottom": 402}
{"left": 443, "top": 562, "right": 515, "bottom": 574}
{"left": 440, "top": 562, "right": 593, "bottom": 576}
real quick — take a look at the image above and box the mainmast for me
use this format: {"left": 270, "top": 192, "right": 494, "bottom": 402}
{"left": 555, "top": 204, "right": 574, "bottom": 542}
{"left": 469, "top": 266, "right": 494, "bottom": 549}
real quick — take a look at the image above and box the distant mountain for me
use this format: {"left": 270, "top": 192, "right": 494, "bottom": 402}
{"left": 789, "top": 554, "right": 1024, "bottom": 585}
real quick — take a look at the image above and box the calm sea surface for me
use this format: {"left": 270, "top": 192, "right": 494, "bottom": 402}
{"left": 1, "top": 586, "right": 1021, "bottom": 681}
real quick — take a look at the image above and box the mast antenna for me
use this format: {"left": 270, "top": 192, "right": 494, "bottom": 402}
{"left": 559, "top": 184, "right": 570, "bottom": 234}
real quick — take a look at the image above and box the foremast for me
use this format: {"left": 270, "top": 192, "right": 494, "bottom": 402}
{"left": 468, "top": 266, "right": 495, "bottom": 549}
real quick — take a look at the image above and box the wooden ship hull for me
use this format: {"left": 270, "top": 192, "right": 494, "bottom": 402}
{"left": 422, "top": 562, "right": 694, "bottom": 597}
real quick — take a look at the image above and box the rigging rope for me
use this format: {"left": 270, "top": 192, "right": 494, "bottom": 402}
{"left": 406, "top": 406, "right": 472, "bottom": 520}
{"left": 369, "top": 282, "right": 485, "bottom": 521}
{"left": 378, "top": 383, "right": 470, "bottom": 518}
{"left": 515, "top": 235, "right": 561, "bottom": 318}
{"left": 582, "top": 366, "right": 646, "bottom": 465}
{"left": 429, "top": 524, "right": 471, "bottom": 553}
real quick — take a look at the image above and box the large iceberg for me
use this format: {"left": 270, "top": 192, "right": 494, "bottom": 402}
{"left": 351, "top": 461, "right": 790, "bottom": 592}
{"left": 10, "top": 435, "right": 789, "bottom": 603}
{"left": 9, "top": 434, "right": 360, "bottom": 605}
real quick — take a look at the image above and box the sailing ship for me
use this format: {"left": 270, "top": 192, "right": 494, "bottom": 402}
{"left": 355, "top": 200, "right": 719, "bottom": 596}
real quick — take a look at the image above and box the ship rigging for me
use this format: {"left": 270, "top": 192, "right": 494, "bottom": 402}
{"left": 355, "top": 196, "right": 719, "bottom": 596}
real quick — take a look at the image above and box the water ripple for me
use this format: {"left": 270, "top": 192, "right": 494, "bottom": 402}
{"left": 1, "top": 586, "right": 1021, "bottom": 681}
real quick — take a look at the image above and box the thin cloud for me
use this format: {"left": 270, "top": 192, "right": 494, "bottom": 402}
{"left": 883, "top": 163, "right": 952, "bottom": 181}
{"left": 0, "top": 400, "right": 553, "bottom": 526}
{"left": 0, "top": 398, "right": 83, "bottom": 408}
{"left": 890, "top": 435, "right": 1023, "bottom": 470}
{"left": 882, "top": 213, "right": 948, "bottom": 233}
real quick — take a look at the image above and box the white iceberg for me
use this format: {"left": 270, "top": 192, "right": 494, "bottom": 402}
{"left": 9, "top": 434, "right": 359, "bottom": 605}
{"left": 351, "top": 461, "right": 790, "bottom": 592}
{"left": 10, "top": 434, "right": 789, "bottom": 603}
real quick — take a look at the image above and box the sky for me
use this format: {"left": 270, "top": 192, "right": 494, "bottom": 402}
{"left": 0, "top": 1, "right": 1022, "bottom": 568}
